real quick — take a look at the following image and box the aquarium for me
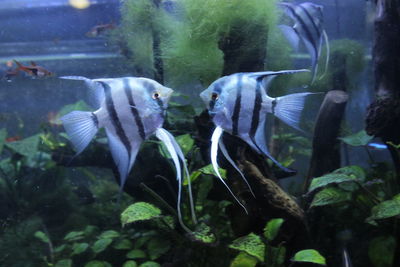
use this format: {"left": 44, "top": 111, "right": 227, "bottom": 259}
{"left": 1, "top": 0, "right": 399, "bottom": 266}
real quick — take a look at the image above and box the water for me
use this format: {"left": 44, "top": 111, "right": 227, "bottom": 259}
{"left": 0, "top": 1, "right": 398, "bottom": 266}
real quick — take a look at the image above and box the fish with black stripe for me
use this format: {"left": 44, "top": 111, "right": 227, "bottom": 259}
{"left": 279, "top": 2, "right": 330, "bottom": 83}
{"left": 200, "top": 69, "right": 312, "bottom": 212}
{"left": 60, "top": 76, "right": 196, "bottom": 231}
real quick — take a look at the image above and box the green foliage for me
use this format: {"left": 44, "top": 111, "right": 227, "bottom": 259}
{"left": 185, "top": 164, "right": 227, "bottom": 185}
{"left": 229, "top": 233, "right": 265, "bottom": 262}
{"left": 55, "top": 259, "right": 73, "bottom": 267}
{"left": 5, "top": 134, "right": 40, "bottom": 159}
{"left": 230, "top": 252, "right": 258, "bottom": 267}
{"left": 310, "top": 187, "right": 352, "bottom": 207}
{"left": 123, "top": 261, "right": 138, "bottom": 267}
{"left": 34, "top": 230, "right": 50, "bottom": 243}
{"left": 292, "top": 249, "right": 326, "bottom": 265}
{"left": 339, "top": 130, "right": 374, "bottom": 146}
{"left": 139, "top": 261, "right": 160, "bottom": 267}
{"left": 121, "top": 202, "right": 162, "bottom": 226}
{"left": 191, "top": 223, "right": 216, "bottom": 244}
{"left": 368, "top": 236, "right": 396, "bottom": 267}
{"left": 84, "top": 261, "right": 112, "bottom": 267}
{"left": 308, "top": 165, "right": 365, "bottom": 192}
{"left": 127, "top": 249, "right": 147, "bottom": 259}
{"left": 117, "top": 0, "right": 163, "bottom": 76}
{"left": 263, "top": 218, "right": 284, "bottom": 242}
{"left": 366, "top": 194, "right": 400, "bottom": 224}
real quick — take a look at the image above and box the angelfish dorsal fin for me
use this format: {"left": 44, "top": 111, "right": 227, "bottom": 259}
{"left": 247, "top": 69, "right": 309, "bottom": 92}
{"left": 60, "top": 76, "right": 105, "bottom": 108}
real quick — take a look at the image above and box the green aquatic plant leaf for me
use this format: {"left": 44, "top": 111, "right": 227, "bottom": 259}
{"left": 139, "top": 262, "right": 160, "bottom": 267}
{"left": 229, "top": 233, "right": 265, "bottom": 262}
{"left": 191, "top": 223, "right": 216, "bottom": 244}
{"left": 175, "top": 134, "right": 194, "bottom": 156}
{"left": 55, "top": 244, "right": 67, "bottom": 253}
{"left": 339, "top": 130, "right": 373, "bottom": 147}
{"left": 0, "top": 128, "right": 7, "bottom": 154}
{"left": 333, "top": 165, "right": 366, "bottom": 182}
{"left": 230, "top": 252, "right": 258, "bottom": 267}
{"left": 121, "top": 202, "right": 161, "bottom": 226}
{"left": 55, "top": 259, "right": 73, "bottom": 267}
{"left": 292, "top": 249, "right": 326, "bottom": 265}
{"left": 184, "top": 164, "right": 227, "bottom": 185}
{"left": 34, "top": 231, "right": 50, "bottom": 243}
{"left": 84, "top": 261, "right": 112, "bottom": 267}
{"left": 5, "top": 134, "right": 40, "bottom": 158}
{"left": 92, "top": 238, "right": 113, "bottom": 254}
{"left": 310, "top": 187, "right": 352, "bottom": 208}
{"left": 123, "top": 261, "right": 138, "bottom": 267}
{"left": 266, "top": 246, "right": 286, "bottom": 267}
{"left": 71, "top": 242, "right": 89, "bottom": 255}
{"left": 98, "top": 230, "right": 120, "bottom": 239}
{"left": 64, "top": 231, "right": 85, "bottom": 242}
{"left": 308, "top": 166, "right": 365, "bottom": 192}
{"left": 159, "top": 134, "right": 194, "bottom": 159}
{"left": 126, "top": 249, "right": 147, "bottom": 259}
{"left": 263, "top": 218, "right": 284, "bottom": 241}
{"left": 366, "top": 196, "right": 400, "bottom": 224}
{"left": 147, "top": 238, "right": 171, "bottom": 260}
{"left": 368, "top": 236, "right": 395, "bottom": 267}
{"left": 113, "top": 239, "right": 133, "bottom": 250}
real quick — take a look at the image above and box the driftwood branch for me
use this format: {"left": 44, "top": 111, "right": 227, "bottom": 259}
{"left": 305, "top": 90, "right": 349, "bottom": 190}
{"left": 366, "top": 0, "right": 400, "bottom": 178}
{"left": 366, "top": 2, "right": 400, "bottom": 265}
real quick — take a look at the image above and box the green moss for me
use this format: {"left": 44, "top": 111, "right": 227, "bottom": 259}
{"left": 118, "top": 0, "right": 165, "bottom": 77}
{"left": 161, "top": 0, "right": 280, "bottom": 86}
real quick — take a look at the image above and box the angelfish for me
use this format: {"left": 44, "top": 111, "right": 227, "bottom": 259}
{"left": 60, "top": 76, "right": 196, "bottom": 231}
{"left": 200, "top": 69, "right": 312, "bottom": 212}
{"left": 279, "top": 2, "right": 329, "bottom": 83}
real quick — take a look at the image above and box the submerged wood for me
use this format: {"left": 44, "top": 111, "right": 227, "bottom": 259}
{"left": 366, "top": 0, "right": 400, "bottom": 177}
{"left": 367, "top": 2, "right": 400, "bottom": 265}
{"left": 305, "top": 90, "right": 349, "bottom": 190}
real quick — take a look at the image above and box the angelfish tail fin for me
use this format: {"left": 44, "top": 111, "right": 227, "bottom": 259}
{"left": 60, "top": 111, "right": 99, "bottom": 155}
{"left": 273, "top": 92, "right": 315, "bottom": 132}
{"left": 211, "top": 126, "right": 248, "bottom": 214}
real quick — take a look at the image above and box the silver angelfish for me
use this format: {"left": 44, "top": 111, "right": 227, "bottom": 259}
{"left": 60, "top": 76, "right": 196, "bottom": 231}
{"left": 200, "top": 69, "right": 312, "bottom": 212}
{"left": 279, "top": 2, "right": 330, "bottom": 83}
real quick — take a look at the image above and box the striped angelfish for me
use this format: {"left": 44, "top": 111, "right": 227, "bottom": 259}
{"left": 60, "top": 76, "right": 196, "bottom": 231}
{"left": 279, "top": 2, "right": 330, "bottom": 83}
{"left": 200, "top": 69, "right": 312, "bottom": 212}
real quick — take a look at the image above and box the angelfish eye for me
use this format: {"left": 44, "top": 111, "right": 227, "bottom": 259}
{"left": 153, "top": 92, "right": 160, "bottom": 99}
{"left": 211, "top": 92, "right": 219, "bottom": 100}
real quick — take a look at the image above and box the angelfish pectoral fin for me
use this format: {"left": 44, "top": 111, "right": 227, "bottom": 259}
{"left": 218, "top": 139, "right": 255, "bottom": 197}
{"left": 155, "top": 128, "right": 192, "bottom": 232}
{"left": 211, "top": 126, "right": 248, "bottom": 214}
